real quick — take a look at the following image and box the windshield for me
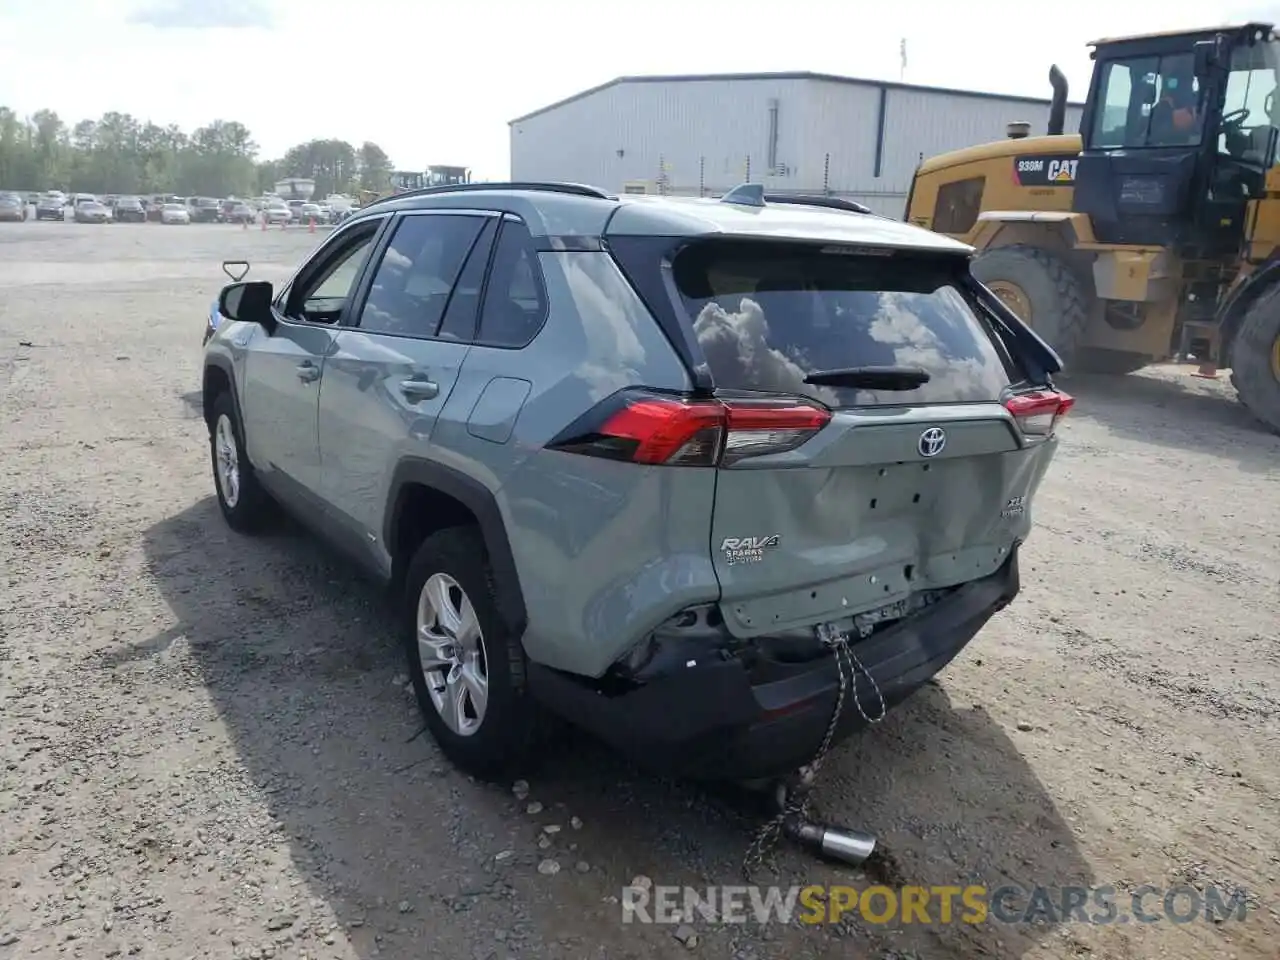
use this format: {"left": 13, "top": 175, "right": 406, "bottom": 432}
{"left": 670, "top": 241, "right": 1022, "bottom": 409}
{"left": 1219, "top": 37, "right": 1280, "bottom": 167}
{"left": 1091, "top": 51, "right": 1204, "bottom": 148}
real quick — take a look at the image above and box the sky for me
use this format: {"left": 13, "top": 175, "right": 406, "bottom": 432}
{"left": 0, "top": 0, "right": 1274, "bottom": 179}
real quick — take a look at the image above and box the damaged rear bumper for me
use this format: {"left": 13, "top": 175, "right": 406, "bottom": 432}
{"left": 527, "top": 549, "right": 1020, "bottom": 781}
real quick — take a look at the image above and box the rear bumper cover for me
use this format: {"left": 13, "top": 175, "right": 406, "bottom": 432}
{"left": 528, "top": 549, "right": 1020, "bottom": 781}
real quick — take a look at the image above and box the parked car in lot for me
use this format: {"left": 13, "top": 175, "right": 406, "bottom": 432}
{"left": 111, "top": 196, "right": 147, "bottom": 222}
{"left": 0, "top": 193, "right": 27, "bottom": 221}
{"left": 261, "top": 202, "right": 291, "bottom": 225}
{"left": 188, "top": 197, "right": 221, "bottom": 223}
{"left": 298, "top": 202, "right": 323, "bottom": 224}
{"left": 160, "top": 202, "right": 191, "bottom": 224}
{"left": 202, "top": 181, "right": 1069, "bottom": 783}
{"left": 286, "top": 199, "right": 306, "bottom": 223}
{"left": 34, "top": 196, "right": 66, "bottom": 221}
{"left": 74, "top": 200, "right": 112, "bottom": 223}
{"left": 224, "top": 201, "right": 257, "bottom": 225}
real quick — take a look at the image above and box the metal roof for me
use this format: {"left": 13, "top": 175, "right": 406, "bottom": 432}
{"left": 509, "top": 71, "right": 1087, "bottom": 126}
{"left": 1087, "top": 22, "right": 1274, "bottom": 46}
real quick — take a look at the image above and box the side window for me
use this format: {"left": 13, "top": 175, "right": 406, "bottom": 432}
{"left": 287, "top": 225, "right": 380, "bottom": 324}
{"left": 356, "top": 214, "right": 487, "bottom": 339}
{"left": 931, "top": 176, "right": 984, "bottom": 234}
{"left": 475, "top": 219, "right": 549, "bottom": 349}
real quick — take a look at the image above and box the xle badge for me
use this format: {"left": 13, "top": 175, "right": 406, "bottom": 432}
{"left": 720, "top": 535, "right": 780, "bottom": 566}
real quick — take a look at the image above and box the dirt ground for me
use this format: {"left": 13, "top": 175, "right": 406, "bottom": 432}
{"left": 0, "top": 221, "right": 1277, "bottom": 960}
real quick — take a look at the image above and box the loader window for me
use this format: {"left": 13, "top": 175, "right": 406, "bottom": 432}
{"left": 1091, "top": 53, "right": 1203, "bottom": 149}
{"left": 672, "top": 240, "right": 1021, "bottom": 409}
{"left": 1218, "top": 40, "right": 1280, "bottom": 167}
{"left": 931, "top": 177, "right": 985, "bottom": 234}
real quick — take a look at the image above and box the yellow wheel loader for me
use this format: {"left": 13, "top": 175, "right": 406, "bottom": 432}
{"left": 905, "top": 22, "right": 1280, "bottom": 433}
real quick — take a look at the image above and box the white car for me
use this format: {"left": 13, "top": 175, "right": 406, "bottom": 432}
{"left": 262, "top": 204, "right": 291, "bottom": 225}
{"left": 161, "top": 203, "right": 191, "bottom": 224}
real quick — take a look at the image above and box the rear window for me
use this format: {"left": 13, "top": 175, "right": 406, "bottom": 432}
{"left": 671, "top": 240, "right": 1021, "bottom": 408}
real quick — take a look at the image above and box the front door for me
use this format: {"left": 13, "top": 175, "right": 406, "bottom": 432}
{"left": 316, "top": 210, "right": 499, "bottom": 564}
{"left": 240, "top": 218, "right": 385, "bottom": 500}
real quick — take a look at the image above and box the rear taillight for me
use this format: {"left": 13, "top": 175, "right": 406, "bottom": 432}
{"left": 1004, "top": 389, "right": 1074, "bottom": 437}
{"left": 547, "top": 390, "right": 831, "bottom": 466}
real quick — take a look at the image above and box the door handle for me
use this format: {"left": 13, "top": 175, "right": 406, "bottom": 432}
{"left": 400, "top": 377, "right": 439, "bottom": 401}
{"left": 296, "top": 361, "right": 320, "bottom": 383}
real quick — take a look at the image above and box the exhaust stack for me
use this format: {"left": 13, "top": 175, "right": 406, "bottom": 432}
{"left": 1047, "top": 65, "right": 1069, "bottom": 136}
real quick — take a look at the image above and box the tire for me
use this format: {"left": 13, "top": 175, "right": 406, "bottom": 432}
{"left": 1228, "top": 283, "right": 1280, "bottom": 435}
{"left": 971, "top": 245, "right": 1091, "bottom": 365}
{"left": 1072, "top": 348, "right": 1152, "bottom": 376}
{"left": 403, "top": 526, "right": 544, "bottom": 781}
{"left": 208, "top": 391, "right": 272, "bottom": 532}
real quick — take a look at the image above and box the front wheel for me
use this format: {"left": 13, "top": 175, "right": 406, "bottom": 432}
{"left": 209, "top": 391, "right": 272, "bottom": 532}
{"left": 403, "top": 527, "right": 546, "bottom": 780}
{"left": 1229, "top": 285, "right": 1280, "bottom": 435}
{"left": 971, "top": 245, "right": 1091, "bottom": 365}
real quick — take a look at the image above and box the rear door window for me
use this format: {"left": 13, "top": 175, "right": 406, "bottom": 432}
{"left": 671, "top": 240, "right": 1021, "bottom": 408}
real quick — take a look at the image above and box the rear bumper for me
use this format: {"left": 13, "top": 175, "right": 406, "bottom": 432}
{"left": 528, "top": 549, "right": 1020, "bottom": 781}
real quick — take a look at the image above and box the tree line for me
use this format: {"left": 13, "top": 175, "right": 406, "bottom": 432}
{"left": 0, "top": 106, "right": 396, "bottom": 200}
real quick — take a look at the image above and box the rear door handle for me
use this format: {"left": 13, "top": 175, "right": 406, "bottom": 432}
{"left": 400, "top": 377, "right": 439, "bottom": 401}
{"left": 296, "top": 361, "right": 320, "bottom": 383}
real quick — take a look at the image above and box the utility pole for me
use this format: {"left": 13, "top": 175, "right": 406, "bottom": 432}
{"left": 900, "top": 38, "right": 907, "bottom": 82}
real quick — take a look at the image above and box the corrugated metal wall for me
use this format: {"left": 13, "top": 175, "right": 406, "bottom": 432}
{"left": 510, "top": 77, "right": 1086, "bottom": 218}
{"left": 510, "top": 77, "right": 814, "bottom": 197}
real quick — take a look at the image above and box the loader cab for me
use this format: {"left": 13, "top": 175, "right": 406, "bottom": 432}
{"left": 1073, "top": 23, "right": 1280, "bottom": 256}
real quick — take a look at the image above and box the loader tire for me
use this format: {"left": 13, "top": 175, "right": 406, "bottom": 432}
{"left": 971, "top": 245, "right": 1090, "bottom": 365}
{"left": 1228, "top": 284, "right": 1280, "bottom": 436}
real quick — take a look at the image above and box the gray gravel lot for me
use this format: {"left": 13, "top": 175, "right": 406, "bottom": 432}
{"left": 1, "top": 221, "right": 1278, "bottom": 960}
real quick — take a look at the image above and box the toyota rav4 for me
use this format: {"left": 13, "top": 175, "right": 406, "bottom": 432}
{"left": 201, "top": 181, "right": 1070, "bottom": 782}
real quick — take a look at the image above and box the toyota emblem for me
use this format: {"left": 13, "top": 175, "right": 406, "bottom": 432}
{"left": 918, "top": 427, "right": 947, "bottom": 458}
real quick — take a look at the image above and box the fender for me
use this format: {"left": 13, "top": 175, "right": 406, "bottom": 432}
{"left": 1217, "top": 254, "right": 1280, "bottom": 361}
{"left": 383, "top": 458, "right": 528, "bottom": 638}
{"left": 201, "top": 353, "right": 243, "bottom": 431}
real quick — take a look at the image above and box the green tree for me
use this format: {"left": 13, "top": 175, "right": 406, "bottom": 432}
{"left": 0, "top": 104, "right": 397, "bottom": 201}
{"left": 358, "top": 141, "right": 393, "bottom": 192}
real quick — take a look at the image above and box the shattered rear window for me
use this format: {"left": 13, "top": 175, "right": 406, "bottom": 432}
{"left": 671, "top": 239, "right": 1021, "bottom": 408}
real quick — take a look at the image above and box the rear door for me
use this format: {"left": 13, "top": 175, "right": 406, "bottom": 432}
{"left": 316, "top": 210, "right": 498, "bottom": 558}
{"left": 669, "top": 239, "right": 1064, "bottom": 638}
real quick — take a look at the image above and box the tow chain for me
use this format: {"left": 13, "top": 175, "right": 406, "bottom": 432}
{"left": 741, "top": 624, "right": 887, "bottom": 881}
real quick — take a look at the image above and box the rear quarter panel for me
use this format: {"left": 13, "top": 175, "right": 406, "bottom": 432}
{"left": 433, "top": 249, "right": 720, "bottom": 678}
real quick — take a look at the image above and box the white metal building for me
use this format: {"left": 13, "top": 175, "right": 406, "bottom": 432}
{"left": 509, "top": 72, "right": 1086, "bottom": 217}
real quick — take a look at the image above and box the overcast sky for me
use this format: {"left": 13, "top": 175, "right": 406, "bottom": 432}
{"left": 0, "top": 0, "right": 1273, "bottom": 178}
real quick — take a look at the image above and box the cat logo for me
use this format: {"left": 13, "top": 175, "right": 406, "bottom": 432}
{"left": 1048, "top": 159, "right": 1078, "bottom": 183}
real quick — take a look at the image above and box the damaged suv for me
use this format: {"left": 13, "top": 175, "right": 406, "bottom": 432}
{"left": 201, "top": 181, "right": 1069, "bottom": 782}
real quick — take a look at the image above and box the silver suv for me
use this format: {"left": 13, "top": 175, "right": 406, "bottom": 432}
{"left": 201, "top": 182, "right": 1070, "bottom": 782}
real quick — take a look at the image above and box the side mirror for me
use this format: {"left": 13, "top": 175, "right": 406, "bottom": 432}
{"left": 218, "top": 280, "right": 275, "bottom": 332}
{"left": 1193, "top": 36, "right": 1230, "bottom": 80}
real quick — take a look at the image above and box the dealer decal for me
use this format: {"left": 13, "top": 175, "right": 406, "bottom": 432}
{"left": 720, "top": 535, "right": 780, "bottom": 566}
{"left": 1013, "top": 155, "right": 1079, "bottom": 187}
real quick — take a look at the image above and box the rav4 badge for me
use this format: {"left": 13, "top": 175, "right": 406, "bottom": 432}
{"left": 720, "top": 535, "right": 780, "bottom": 566}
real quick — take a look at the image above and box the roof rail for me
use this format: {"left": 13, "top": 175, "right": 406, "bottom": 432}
{"left": 361, "top": 181, "right": 615, "bottom": 208}
{"left": 764, "top": 194, "right": 873, "bottom": 215}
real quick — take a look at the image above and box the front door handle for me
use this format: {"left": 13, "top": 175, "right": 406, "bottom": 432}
{"left": 296, "top": 361, "right": 320, "bottom": 383}
{"left": 400, "top": 377, "right": 439, "bottom": 401}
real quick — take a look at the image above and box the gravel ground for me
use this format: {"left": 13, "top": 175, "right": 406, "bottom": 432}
{"left": 1, "top": 221, "right": 1277, "bottom": 960}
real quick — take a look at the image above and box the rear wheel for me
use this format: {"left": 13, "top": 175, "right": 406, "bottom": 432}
{"left": 403, "top": 526, "right": 544, "bottom": 780}
{"left": 1229, "top": 284, "right": 1280, "bottom": 435}
{"left": 971, "top": 245, "right": 1090, "bottom": 365}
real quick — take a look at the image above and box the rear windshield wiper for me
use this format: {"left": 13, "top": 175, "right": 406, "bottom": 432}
{"left": 802, "top": 365, "right": 931, "bottom": 390}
